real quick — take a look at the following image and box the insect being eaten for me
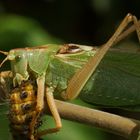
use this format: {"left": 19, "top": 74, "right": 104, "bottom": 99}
{"left": 0, "top": 13, "right": 140, "bottom": 140}
{"left": 9, "top": 80, "right": 42, "bottom": 140}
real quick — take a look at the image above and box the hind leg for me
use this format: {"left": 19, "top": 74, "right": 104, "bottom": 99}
{"left": 63, "top": 13, "right": 140, "bottom": 100}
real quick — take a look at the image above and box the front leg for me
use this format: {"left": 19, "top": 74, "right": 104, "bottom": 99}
{"left": 29, "top": 75, "right": 45, "bottom": 140}
{"left": 0, "top": 71, "right": 13, "bottom": 98}
{"left": 0, "top": 71, "right": 12, "bottom": 87}
{"left": 0, "top": 71, "right": 12, "bottom": 84}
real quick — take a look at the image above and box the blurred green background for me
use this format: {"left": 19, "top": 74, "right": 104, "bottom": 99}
{"left": 0, "top": 0, "right": 140, "bottom": 140}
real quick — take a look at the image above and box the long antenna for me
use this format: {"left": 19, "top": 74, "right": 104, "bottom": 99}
{"left": 0, "top": 57, "right": 8, "bottom": 68}
{"left": 0, "top": 50, "right": 8, "bottom": 55}
{"left": 0, "top": 50, "right": 8, "bottom": 68}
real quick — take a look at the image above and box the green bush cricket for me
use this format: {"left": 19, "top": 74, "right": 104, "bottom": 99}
{"left": 0, "top": 13, "right": 140, "bottom": 140}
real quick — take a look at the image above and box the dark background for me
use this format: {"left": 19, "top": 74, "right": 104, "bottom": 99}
{"left": 1, "top": 0, "right": 140, "bottom": 45}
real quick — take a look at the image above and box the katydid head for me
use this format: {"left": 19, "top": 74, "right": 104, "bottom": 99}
{"left": 0, "top": 49, "right": 29, "bottom": 85}
{"left": 0, "top": 49, "right": 26, "bottom": 67}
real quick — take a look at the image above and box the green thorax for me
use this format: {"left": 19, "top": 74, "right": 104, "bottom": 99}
{"left": 45, "top": 44, "right": 97, "bottom": 97}
{"left": 9, "top": 44, "right": 62, "bottom": 85}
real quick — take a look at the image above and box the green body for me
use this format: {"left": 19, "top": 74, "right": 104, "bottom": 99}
{"left": 9, "top": 44, "right": 96, "bottom": 97}
{"left": 4, "top": 44, "right": 140, "bottom": 111}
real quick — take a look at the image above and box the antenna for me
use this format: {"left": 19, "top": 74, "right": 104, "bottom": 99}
{"left": 0, "top": 50, "right": 8, "bottom": 68}
{"left": 0, "top": 50, "right": 8, "bottom": 55}
{"left": 0, "top": 57, "right": 8, "bottom": 68}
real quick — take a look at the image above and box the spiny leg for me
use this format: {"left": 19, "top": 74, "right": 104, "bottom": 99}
{"left": 37, "top": 86, "right": 62, "bottom": 138}
{"left": 0, "top": 71, "right": 12, "bottom": 85}
{"left": 63, "top": 13, "right": 140, "bottom": 100}
{"left": 29, "top": 75, "right": 45, "bottom": 140}
{"left": 0, "top": 71, "right": 12, "bottom": 88}
{"left": 0, "top": 71, "right": 13, "bottom": 98}
{"left": 0, "top": 71, "right": 12, "bottom": 78}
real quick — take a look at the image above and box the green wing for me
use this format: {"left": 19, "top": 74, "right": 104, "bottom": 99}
{"left": 80, "top": 48, "right": 140, "bottom": 108}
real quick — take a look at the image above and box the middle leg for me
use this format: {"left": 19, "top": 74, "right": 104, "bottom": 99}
{"left": 37, "top": 86, "right": 62, "bottom": 138}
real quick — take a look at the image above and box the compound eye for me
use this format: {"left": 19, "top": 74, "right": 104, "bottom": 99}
{"left": 15, "top": 55, "right": 21, "bottom": 61}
